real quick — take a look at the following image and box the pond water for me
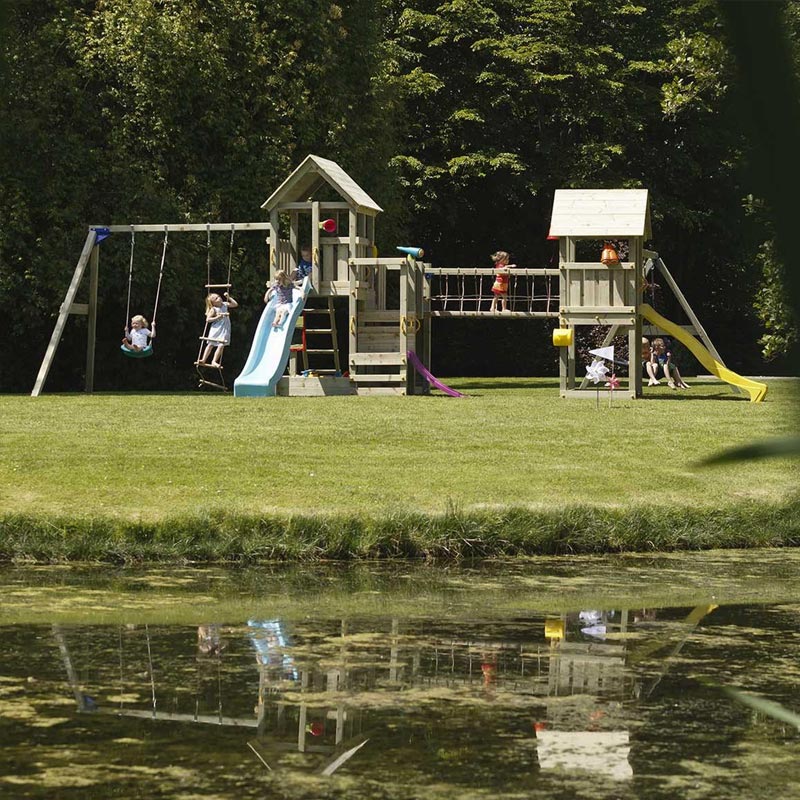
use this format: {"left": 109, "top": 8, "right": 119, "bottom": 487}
{"left": 0, "top": 553, "right": 799, "bottom": 799}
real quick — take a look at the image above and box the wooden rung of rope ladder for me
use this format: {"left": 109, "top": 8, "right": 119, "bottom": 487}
{"left": 205, "top": 283, "right": 231, "bottom": 289}
{"left": 198, "top": 336, "right": 228, "bottom": 343}
{"left": 198, "top": 377, "right": 227, "bottom": 390}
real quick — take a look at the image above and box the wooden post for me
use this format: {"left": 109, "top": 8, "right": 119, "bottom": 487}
{"left": 348, "top": 208, "right": 357, "bottom": 264}
{"left": 348, "top": 258, "right": 358, "bottom": 374}
{"left": 289, "top": 211, "right": 298, "bottom": 268}
{"left": 558, "top": 237, "right": 576, "bottom": 396}
{"left": 269, "top": 210, "right": 279, "bottom": 283}
{"left": 311, "top": 201, "right": 321, "bottom": 289}
{"left": 631, "top": 238, "right": 643, "bottom": 398}
{"left": 32, "top": 229, "right": 97, "bottom": 396}
{"left": 84, "top": 242, "right": 99, "bottom": 393}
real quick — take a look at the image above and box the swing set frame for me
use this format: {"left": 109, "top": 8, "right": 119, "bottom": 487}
{"left": 31, "top": 222, "right": 272, "bottom": 397}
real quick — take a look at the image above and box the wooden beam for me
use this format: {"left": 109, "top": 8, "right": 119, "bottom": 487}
{"left": 429, "top": 311, "right": 557, "bottom": 319}
{"left": 84, "top": 243, "right": 99, "bottom": 393}
{"left": 97, "top": 222, "right": 272, "bottom": 233}
{"left": 349, "top": 352, "right": 406, "bottom": 366}
{"left": 559, "top": 262, "right": 636, "bottom": 271}
{"left": 274, "top": 201, "right": 351, "bottom": 211}
{"left": 32, "top": 229, "right": 97, "bottom": 396}
{"left": 425, "top": 267, "right": 560, "bottom": 277}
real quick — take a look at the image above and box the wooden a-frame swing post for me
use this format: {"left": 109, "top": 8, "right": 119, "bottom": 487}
{"left": 31, "top": 228, "right": 98, "bottom": 397}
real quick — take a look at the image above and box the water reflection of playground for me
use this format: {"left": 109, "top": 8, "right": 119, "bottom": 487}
{"left": 54, "top": 605, "right": 717, "bottom": 783}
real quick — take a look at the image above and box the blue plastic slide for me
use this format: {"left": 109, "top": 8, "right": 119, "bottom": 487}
{"left": 233, "top": 278, "right": 311, "bottom": 397}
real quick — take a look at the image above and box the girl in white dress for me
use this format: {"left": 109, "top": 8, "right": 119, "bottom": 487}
{"left": 197, "top": 292, "right": 238, "bottom": 368}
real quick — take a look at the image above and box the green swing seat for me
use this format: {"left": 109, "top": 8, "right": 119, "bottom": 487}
{"left": 120, "top": 343, "right": 153, "bottom": 358}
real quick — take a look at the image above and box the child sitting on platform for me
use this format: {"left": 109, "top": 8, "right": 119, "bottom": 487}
{"left": 265, "top": 270, "right": 294, "bottom": 328}
{"left": 641, "top": 336, "right": 652, "bottom": 378}
{"left": 648, "top": 337, "right": 689, "bottom": 389}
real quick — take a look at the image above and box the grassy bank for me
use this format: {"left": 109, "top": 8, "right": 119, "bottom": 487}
{"left": 1, "top": 501, "right": 799, "bottom": 563}
{"left": 1, "top": 379, "right": 797, "bottom": 561}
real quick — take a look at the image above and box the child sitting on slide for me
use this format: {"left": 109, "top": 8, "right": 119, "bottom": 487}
{"left": 265, "top": 270, "right": 294, "bottom": 328}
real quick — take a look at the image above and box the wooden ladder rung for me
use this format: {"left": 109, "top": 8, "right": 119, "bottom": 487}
{"left": 305, "top": 328, "right": 333, "bottom": 334}
{"left": 306, "top": 348, "right": 335, "bottom": 354}
{"left": 198, "top": 336, "right": 227, "bottom": 343}
{"left": 303, "top": 309, "right": 330, "bottom": 314}
{"left": 205, "top": 283, "right": 231, "bottom": 289}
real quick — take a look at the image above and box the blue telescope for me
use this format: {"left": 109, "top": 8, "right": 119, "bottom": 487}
{"left": 396, "top": 246, "right": 424, "bottom": 259}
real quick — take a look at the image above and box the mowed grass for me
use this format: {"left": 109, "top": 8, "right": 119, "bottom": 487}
{"left": 1, "top": 378, "right": 797, "bottom": 521}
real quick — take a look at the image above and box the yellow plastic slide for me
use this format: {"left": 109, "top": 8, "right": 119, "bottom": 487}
{"left": 640, "top": 303, "right": 767, "bottom": 402}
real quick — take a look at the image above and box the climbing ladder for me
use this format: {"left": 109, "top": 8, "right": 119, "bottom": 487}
{"left": 300, "top": 297, "right": 340, "bottom": 375}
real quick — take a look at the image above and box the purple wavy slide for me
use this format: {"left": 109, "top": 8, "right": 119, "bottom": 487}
{"left": 407, "top": 350, "right": 466, "bottom": 397}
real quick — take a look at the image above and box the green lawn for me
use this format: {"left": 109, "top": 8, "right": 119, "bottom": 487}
{"left": 0, "top": 378, "right": 798, "bottom": 560}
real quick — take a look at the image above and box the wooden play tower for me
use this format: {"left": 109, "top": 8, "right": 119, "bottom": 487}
{"left": 262, "top": 155, "right": 431, "bottom": 395}
{"left": 549, "top": 189, "right": 650, "bottom": 399}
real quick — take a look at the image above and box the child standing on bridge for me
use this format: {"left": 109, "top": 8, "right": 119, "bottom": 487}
{"left": 489, "top": 251, "right": 515, "bottom": 313}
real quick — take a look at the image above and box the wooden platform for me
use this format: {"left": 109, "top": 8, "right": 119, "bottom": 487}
{"left": 276, "top": 376, "right": 355, "bottom": 396}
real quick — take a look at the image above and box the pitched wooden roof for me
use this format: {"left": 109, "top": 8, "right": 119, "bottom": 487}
{"left": 549, "top": 189, "right": 651, "bottom": 238}
{"left": 261, "top": 155, "right": 382, "bottom": 213}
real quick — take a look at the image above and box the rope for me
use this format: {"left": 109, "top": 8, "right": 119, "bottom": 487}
{"left": 227, "top": 224, "right": 235, "bottom": 286}
{"left": 206, "top": 223, "right": 212, "bottom": 292}
{"left": 124, "top": 227, "right": 135, "bottom": 328}
{"left": 151, "top": 226, "right": 168, "bottom": 325}
{"left": 145, "top": 624, "right": 157, "bottom": 718}
{"left": 118, "top": 626, "right": 124, "bottom": 712}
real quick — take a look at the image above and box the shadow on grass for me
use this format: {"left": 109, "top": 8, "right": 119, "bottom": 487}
{"left": 644, "top": 392, "right": 744, "bottom": 402}
{"left": 451, "top": 379, "right": 560, "bottom": 390}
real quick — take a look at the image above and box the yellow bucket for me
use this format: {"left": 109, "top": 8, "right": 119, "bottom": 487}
{"left": 552, "top": 328, "right": 573, "bottom": 347}
{"left": 544, "top": 618, "right": 565, "bottom": 640}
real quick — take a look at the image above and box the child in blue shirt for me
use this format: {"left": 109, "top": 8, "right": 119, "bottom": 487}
{"left": 292, "top": 245, "right": 313, "bottom": 284}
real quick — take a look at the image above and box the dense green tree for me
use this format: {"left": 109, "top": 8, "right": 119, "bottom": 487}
{"left": 1, "top": 0, "right": 796, "bottom": 390}
{"left": 0, "top": 0, "right": 399, "bottom": 391}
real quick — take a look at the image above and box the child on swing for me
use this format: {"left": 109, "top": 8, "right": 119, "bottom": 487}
{"left": 122, "top": 314, "right": 155, "bottom": 352}
{"left": 489, "top": 251, "right": 515, "bottom": 313}
{"left": 197, "top": 292, "right": 238, "bottom": 368}
{"left": 265, "top": 270, "right": 294, "bottom": 327}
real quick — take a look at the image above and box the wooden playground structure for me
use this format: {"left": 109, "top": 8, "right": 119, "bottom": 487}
{"left": 32, "top": 155, "right": 766, "bottom": 401}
